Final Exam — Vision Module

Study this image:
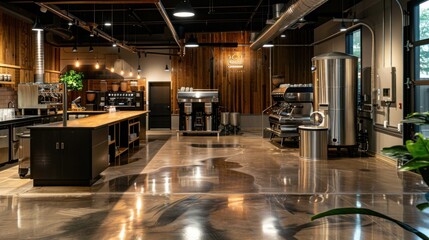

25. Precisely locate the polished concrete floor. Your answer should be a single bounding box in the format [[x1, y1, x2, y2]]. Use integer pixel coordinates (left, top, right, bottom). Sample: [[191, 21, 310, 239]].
[[0, 130, 428, 239]]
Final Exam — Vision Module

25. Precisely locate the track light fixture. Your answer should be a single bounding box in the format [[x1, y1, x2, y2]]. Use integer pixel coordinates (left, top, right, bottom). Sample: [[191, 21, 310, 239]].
[[173, 0, 195, 17]]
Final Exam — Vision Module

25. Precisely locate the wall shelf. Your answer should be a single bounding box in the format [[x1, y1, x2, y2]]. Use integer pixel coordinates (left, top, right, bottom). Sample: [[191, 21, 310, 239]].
[[0, 81, 15, 85]]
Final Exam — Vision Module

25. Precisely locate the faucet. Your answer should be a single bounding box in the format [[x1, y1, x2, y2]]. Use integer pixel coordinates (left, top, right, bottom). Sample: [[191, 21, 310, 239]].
[[8, 101, 15, 108]]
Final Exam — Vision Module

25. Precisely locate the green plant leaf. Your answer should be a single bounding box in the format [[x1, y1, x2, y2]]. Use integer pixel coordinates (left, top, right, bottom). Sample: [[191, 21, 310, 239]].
[[404, 112, 429, 125], [60, 70, 84, 91], [399, 157, 429, 171], [406, 133, 429, 158], [311, 207, 429, 240], [416, 202, 429, 211], [382, 145, 409, 156]]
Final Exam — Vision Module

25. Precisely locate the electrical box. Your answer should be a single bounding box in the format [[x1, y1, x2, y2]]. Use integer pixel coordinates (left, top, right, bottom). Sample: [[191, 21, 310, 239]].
[[377, 67, 396, 106]]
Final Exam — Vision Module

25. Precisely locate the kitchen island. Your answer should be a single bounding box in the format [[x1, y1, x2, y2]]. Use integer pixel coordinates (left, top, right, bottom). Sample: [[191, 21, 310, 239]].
[[29, 111, 148, 186]]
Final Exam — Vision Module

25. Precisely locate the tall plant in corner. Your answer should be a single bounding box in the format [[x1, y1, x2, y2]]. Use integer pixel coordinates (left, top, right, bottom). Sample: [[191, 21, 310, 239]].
[[60, 70, 84, 91], [311, 112, 429, 240]]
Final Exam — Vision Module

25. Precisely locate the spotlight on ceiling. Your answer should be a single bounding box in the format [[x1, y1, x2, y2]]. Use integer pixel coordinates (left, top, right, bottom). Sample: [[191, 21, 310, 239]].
[[173, 0, 195, 17]]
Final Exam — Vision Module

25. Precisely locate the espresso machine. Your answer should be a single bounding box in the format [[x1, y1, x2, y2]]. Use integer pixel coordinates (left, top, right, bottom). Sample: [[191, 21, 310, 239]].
[[105, 91, 144, 110], [266, 84, 313, 145], [178, 89, 219, 132]]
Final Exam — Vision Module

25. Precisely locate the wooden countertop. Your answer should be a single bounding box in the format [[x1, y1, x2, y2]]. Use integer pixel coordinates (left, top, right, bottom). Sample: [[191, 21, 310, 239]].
[[29, 111, 149, 129]]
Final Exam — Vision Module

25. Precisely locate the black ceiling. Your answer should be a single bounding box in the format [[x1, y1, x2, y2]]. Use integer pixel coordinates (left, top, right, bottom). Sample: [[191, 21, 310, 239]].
[[3, 0, 361, 50]]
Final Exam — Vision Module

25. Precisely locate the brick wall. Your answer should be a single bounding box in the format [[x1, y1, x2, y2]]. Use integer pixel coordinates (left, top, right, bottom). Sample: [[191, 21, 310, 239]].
[[0, 87, 17, 108]]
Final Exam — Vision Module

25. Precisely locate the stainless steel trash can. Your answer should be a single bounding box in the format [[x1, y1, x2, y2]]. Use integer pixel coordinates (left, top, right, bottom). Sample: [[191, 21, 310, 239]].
[[299, 125, 328, 160]]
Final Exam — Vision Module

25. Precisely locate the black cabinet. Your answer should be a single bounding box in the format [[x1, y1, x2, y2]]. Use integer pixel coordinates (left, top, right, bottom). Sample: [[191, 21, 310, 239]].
[[31, 126, 108, 186]]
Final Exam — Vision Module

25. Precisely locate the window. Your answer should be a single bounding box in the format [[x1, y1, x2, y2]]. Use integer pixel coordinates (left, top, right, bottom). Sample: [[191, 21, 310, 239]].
[[346, 29, 362, 106], [411, 0, 429, 136]]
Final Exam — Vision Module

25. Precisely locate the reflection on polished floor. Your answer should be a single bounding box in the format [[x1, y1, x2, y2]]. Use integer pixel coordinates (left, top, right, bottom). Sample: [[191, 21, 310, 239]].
[[0, 130, 428, 239]]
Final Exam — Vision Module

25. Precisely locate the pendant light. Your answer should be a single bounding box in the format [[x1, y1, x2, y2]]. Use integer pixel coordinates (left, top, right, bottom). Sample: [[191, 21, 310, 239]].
[[185, 35, 199, 48], [173, 0, 195, 17], [165, 65, 170, 72]]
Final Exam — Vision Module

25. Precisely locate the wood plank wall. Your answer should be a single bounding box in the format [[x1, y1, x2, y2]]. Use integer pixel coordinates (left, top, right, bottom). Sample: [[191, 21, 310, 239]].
[[272, 29, 314, 85], [171, 32, 271, 114], [0, 9, 61, 86], [171, 30, 314, 114]]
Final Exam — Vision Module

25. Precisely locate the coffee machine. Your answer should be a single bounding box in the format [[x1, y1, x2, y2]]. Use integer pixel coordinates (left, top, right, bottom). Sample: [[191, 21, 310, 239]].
[[105, 91, 144, 110], [178, 89, 219, 131]]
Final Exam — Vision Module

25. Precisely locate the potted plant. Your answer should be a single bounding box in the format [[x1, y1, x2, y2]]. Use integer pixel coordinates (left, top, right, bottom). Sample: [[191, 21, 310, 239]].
[[311, 112, 429, 239], [60, 69, 84, 91], [60, 70, 84, 109]]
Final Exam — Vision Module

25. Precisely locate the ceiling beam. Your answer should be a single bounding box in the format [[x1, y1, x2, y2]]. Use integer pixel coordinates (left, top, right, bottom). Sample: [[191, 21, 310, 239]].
[[34, 0, 158, 4]]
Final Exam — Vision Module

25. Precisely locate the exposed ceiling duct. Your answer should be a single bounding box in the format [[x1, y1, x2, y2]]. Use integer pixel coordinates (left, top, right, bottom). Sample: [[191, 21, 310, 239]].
[[250, 0, 328, 50]]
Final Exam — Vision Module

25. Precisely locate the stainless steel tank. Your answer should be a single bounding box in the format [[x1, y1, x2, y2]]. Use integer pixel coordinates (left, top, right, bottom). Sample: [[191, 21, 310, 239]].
[[312, 52, 358, 146]]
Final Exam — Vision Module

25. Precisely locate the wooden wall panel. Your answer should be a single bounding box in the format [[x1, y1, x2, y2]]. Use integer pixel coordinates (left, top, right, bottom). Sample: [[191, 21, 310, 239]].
[[271, 29, 314, 85], [0, 9, 61, 86], [171, 31, 312, 114], [171, 32, 271, 114]]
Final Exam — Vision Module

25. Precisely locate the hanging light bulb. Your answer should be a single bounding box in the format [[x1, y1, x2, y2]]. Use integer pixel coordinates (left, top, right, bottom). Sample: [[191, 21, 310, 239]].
[[120, 69, 124, 75], [129, 70, 133, 77], [75, 57, 80, 67], [137, 72, 141, 79], [110, 66, 114, 72], [95, 60, 100, 69]]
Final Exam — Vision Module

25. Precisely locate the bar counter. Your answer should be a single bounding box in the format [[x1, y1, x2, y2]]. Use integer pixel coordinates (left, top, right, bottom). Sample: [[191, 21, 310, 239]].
[[29, 111, 149, 186]]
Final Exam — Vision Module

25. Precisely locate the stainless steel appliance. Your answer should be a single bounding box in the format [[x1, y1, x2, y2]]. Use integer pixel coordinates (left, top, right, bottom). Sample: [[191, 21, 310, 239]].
[[204, 103, 212, 131], [18, 83, 63, 115], [184, 103, 193, 131], [266, 84, 313, 145], [0, 128, 9, 165], [11, 125, 31, 161], [18, 133, 31, 178], [178, 89, 219, 132], [230, 112, 241, 134], [312, 52, 358, 147], [106, 91, 144, 110]]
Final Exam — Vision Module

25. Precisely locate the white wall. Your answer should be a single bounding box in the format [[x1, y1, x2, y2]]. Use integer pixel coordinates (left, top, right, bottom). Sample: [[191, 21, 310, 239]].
[[60, 47, 171, 82], [313, 0, 406, 153]]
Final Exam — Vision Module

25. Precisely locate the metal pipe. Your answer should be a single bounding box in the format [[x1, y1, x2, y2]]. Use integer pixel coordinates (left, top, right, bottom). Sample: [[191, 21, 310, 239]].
[[250, 0, 328, 50], [36, 2, 136, 53], [33, 30, 44, 83], [154, 1, 184, 55], [34, 0, 158, 4]]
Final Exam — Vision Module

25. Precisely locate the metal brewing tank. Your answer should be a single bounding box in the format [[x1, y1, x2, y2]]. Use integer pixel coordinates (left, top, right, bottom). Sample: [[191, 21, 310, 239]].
[[311, 52, 358, 146]]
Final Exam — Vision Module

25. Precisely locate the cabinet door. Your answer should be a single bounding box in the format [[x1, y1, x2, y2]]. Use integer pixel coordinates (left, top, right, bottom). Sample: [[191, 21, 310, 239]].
[[61, 129, 91, 179], [31, 129, 62, 179]]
